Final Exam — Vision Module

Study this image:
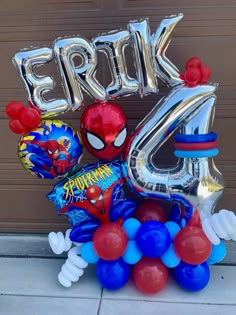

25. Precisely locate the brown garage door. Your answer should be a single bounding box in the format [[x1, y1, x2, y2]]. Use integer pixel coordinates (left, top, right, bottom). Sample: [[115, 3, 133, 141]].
[[0, 0, 235, 232]]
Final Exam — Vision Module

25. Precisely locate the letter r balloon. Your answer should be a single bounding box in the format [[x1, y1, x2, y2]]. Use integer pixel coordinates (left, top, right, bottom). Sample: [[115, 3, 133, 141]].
[[54, 37, 107, 110]]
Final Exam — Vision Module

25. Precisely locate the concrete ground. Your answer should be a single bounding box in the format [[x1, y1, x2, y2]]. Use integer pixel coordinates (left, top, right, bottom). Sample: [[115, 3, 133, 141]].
[[0, 257, 235, 315]]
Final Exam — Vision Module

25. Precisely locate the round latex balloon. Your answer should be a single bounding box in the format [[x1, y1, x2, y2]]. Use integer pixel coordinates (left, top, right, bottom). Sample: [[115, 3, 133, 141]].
[[80, 102, 128, 160], [96, 258, 130, 290], [174, 262, 210, 292], [160, 243, 180, 268], [18, 119, 83, 179], [93, 223, 128, 260], [122, 240, 142, 265], [133, 257, 168, 294], [6, 101, 41, 135], [135, 201, 168, 223], [207, 242, 227, 265], [174, 226, 211, 265], [122, 218, 141, 240], [165, 221, 181, 241], [136, 221, 171, 258], [80, 242, 99, 263], [6, 101, 25, 119]]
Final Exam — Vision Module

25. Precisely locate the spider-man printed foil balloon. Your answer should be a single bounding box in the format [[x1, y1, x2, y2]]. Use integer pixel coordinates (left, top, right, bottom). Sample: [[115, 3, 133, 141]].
[[18, 120, 83, 179], [80, 102, 128, 160], [47, 160, 137, 243]]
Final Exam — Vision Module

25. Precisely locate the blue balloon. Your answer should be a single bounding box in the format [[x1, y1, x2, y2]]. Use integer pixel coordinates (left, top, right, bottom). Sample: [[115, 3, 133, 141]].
[[70, 220, 100, 243], [169, 203, 192, 226], [164, 221, 181, 241], [80, 241, 99, 263], [161, 244, 180, 268], [122, 218, 141, 240], [174, 262, 210, 292], [175, 132, 218, 143], [181, 218, 186, 228], [136, 220, 171, 258], [122, 241, 142, 265], [169, 203, 182, 224], [207, 242, 227, 265], [96, 258, 130, 290]]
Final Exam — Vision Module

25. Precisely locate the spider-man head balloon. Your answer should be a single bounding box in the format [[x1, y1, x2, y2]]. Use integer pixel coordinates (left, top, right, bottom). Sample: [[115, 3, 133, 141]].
[[80, 102, 128, 160]]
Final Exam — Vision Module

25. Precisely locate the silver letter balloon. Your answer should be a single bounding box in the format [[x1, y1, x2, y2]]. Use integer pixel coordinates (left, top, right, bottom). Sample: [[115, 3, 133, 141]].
[[13, 14, 184, 117]]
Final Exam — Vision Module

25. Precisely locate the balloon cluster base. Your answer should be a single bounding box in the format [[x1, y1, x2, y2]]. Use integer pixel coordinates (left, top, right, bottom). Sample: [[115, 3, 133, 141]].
[[77, 207, 226, 294]]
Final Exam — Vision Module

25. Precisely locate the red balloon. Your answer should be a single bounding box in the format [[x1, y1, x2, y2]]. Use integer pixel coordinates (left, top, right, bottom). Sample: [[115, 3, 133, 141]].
[[184, 67, 201, 86], [20, 108, 41, 129], [93, 223, 128, 260], [9, 119, 27, 135], [28, 100, 41, 115], [174, 226, 211, 265], [187, 209, 202, 228], [135, 200, 167, 223], [133, 257, 168, 294], [80, 102, 128, 160], [6, 101, 24, 119], [200, 65, 211, 83], [185, 57, 202, 69]]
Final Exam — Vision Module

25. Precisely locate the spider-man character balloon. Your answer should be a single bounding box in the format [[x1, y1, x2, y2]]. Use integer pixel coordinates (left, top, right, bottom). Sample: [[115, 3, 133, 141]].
[[80, 102, 128, 160], [47, 160, 137, 242], [18, 120, 83, 179]]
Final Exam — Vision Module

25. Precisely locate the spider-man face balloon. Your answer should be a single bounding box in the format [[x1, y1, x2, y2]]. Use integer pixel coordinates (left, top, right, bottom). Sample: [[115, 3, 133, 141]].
[[80, 102, 128, 160]]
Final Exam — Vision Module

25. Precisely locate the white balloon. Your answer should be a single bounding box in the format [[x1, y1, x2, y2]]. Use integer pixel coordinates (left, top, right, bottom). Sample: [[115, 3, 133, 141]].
[[202, 209, 236, 244], [58, 246, 88, 288], [48, 229, 72, 255]]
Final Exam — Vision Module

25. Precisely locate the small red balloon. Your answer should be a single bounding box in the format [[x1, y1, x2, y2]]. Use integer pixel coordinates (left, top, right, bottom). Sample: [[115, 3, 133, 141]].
[[184, 67, 201, 86], [186, 57, 202, 69], [9, 119, 27, 134], [200, 65, 211, 83], [187, 209, 202, 228], [6, 101, 24, 119], [133, 257, 168, 294], [20, 108, 41, 129], [93, 223, 128, 260], [28, 100, 41, 115], [135, 200, 167, 223], [174, 226, 211, 265]]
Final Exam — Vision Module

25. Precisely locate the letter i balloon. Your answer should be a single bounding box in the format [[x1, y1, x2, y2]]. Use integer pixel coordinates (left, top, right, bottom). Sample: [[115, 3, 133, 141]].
[[6, 13, 236, 294]]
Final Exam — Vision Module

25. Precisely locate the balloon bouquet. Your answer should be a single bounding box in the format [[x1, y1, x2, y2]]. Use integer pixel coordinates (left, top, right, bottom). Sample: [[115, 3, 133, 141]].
[[6, 14, 236, 294]]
